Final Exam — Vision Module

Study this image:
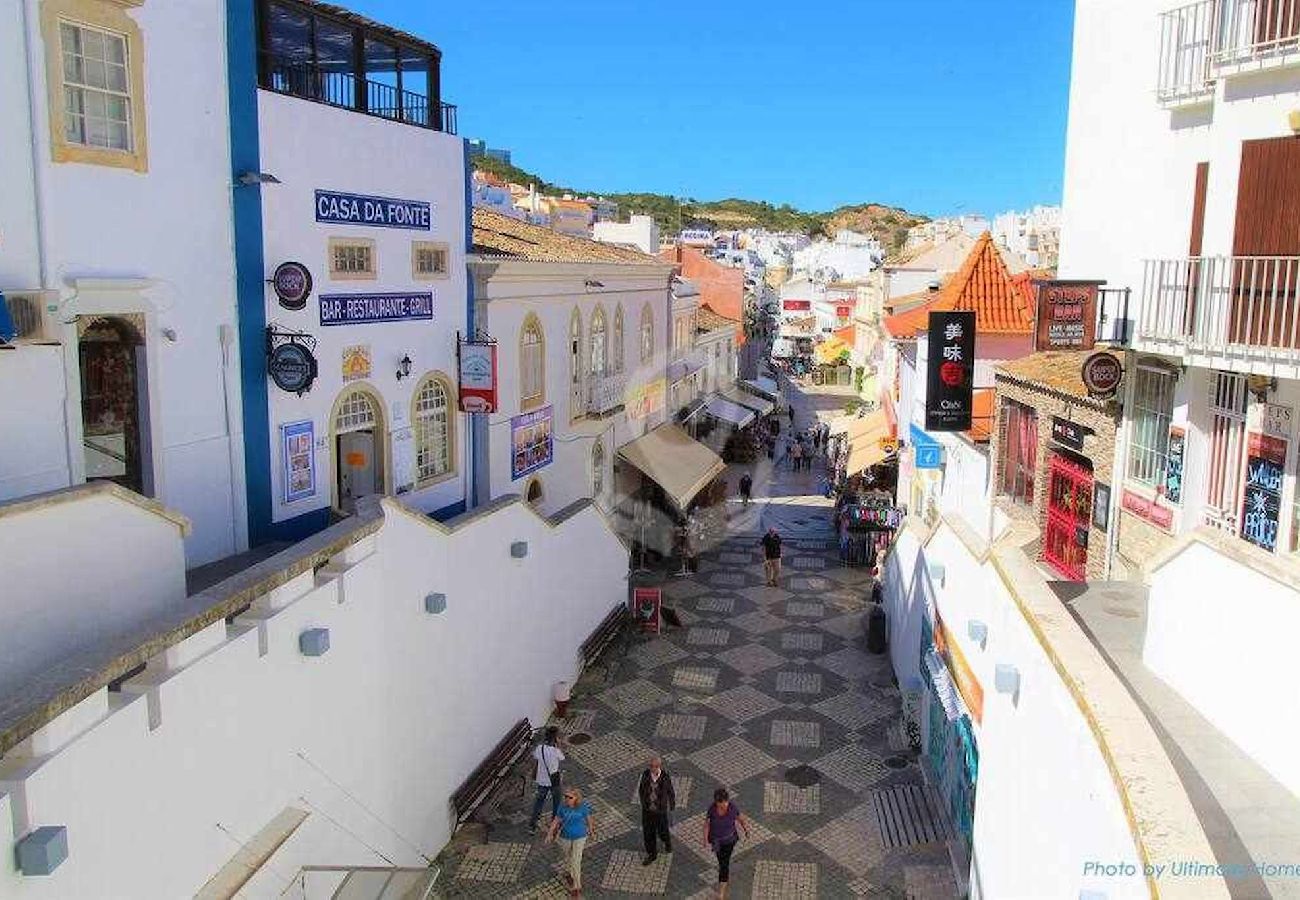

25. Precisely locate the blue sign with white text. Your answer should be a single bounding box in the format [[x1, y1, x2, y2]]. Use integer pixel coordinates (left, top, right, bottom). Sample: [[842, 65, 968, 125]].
[[315, 190, 431, 230], [319, 292, 433, 326]]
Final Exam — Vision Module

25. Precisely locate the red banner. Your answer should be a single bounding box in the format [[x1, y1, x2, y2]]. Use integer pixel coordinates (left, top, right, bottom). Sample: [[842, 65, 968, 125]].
[[782, 300, 811, 311]]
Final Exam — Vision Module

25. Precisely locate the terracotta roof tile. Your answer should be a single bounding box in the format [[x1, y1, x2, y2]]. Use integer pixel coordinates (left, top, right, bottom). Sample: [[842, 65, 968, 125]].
[[471, 208, 658, 265], [995, 348, 1113, 404], [696, 307, 739, 333]]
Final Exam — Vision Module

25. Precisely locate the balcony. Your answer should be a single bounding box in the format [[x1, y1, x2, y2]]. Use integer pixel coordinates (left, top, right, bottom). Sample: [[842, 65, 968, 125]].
[[261, 55, 457, 133], [1137, 256, 1300, 371], [1157, 0, 1300, 103], [586, 373, 628, 416]]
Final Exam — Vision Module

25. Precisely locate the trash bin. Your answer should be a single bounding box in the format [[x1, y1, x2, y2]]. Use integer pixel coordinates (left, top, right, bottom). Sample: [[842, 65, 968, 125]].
[[866, 605, 887, 654]]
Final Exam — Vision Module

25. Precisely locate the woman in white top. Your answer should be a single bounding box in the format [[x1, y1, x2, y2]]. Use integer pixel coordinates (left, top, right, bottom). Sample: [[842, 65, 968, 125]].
[[528, 726, 566, 834]]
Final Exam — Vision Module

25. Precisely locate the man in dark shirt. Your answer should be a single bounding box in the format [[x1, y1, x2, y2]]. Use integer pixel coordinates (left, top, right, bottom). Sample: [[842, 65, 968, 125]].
[[638, 756, 676, 865], [761, 527, 783, 586]]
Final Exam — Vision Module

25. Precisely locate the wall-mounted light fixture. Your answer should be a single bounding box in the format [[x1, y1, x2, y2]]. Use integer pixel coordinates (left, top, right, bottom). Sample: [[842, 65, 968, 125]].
[[1247, 374, 1276, 401], [584, 279, 604, 289], [1289, 109, 1300, 133], [15, 826, 68, 876], [395, 354, 413, 381], [927, 562, 946, 588], [995, 663, 1021, 700], [237, 171, 281, 187], [968, 620, 988, 649]]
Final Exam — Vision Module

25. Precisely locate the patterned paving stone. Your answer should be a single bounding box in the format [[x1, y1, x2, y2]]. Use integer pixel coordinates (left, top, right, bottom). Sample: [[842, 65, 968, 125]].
[[706, 684, 784, 723], [696, 595, 736, 613], [557, 709, 595, 738], [816, 612, 865, 640], [806, 803, 885, 877], [816, 647, 883, 681], [655, 713, 708, 740], [567, 730, 656, 778], [785, 601, 825, 619], [763, 781, 822, 814], [790, 556, 827, 570], [719, 551, 753, 564], [690, 735, 779, 785], [774, 671, 824, 695], [811, 690, 893, 729], [687, 626, 731, 647], [598, 678, 674, 718], [812, 744, 891, 791], [739, 585, 791, 605], [769, 719, 822, 748], [672, 666, 720, 691], [628, 640, 690, 670], [587, 801, 638, 846], [751, 860, 818, 898], [671, 810, 774, 864], [599, 848, 672, 893], [781, 632, 825, 652], [663, 580, 708, 600], [510, 878, 570, 899], [629, 773, 695, 809], [710, 571, 746, 587], [904, 863, 959, 898], [732, 610, 787, 635], [715, 642, 785, 675], [788, 576, 831, 592], [456, 842, 532, 882]]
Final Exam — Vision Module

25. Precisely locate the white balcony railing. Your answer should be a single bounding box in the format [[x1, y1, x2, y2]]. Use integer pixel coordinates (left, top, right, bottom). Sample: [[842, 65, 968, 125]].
[[1212, 0, 1300, 65], [1157, 0, 1218, 102], [586, 372, 627, 416], [1138, 256, 1300, 356]]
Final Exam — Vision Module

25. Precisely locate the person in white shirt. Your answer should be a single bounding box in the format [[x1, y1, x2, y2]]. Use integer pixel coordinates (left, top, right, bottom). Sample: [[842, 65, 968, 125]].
[[528, 726, 565, 834]]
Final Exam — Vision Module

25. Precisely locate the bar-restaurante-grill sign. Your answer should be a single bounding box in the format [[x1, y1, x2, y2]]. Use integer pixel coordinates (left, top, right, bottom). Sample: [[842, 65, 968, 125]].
[[925, 310, 975, 432]]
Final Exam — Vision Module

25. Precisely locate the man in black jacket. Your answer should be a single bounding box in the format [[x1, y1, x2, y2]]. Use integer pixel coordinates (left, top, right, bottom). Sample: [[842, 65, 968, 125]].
[[638, 756, 676, 865]]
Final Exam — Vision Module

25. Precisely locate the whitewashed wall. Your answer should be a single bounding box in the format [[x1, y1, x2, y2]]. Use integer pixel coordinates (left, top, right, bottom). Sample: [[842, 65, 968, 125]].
[[0, 496, 627, 899], [0, 347, 69, 498]]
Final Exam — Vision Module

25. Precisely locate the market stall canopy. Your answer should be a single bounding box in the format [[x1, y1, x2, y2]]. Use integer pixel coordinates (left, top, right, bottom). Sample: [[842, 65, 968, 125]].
[[743, 377, 779, 401], [843, 409, 894, 474], [667, 357, 707, 384], [721, 386, 774, 417], [704, 396, 755, 429], [617, 423, 725, 511]]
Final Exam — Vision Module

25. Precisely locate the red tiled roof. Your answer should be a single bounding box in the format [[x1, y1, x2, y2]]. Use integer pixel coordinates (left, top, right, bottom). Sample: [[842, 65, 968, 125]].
[[881, 233, 1034, 340]]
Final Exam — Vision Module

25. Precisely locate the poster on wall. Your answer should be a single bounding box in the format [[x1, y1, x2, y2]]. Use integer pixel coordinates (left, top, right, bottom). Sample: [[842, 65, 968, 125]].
[[925, 311, 975, 432], [1240, 431, 1286, 553], [391, 426, 415, 495], [1164, 427, 1185, 505], [1034, 280, 1100, 351], [281, 420, 316, 503], [458, 342, 498, 413], [626, 378, 666, 421], [511, 405, 554, 480], [342, 345, 372, 382]]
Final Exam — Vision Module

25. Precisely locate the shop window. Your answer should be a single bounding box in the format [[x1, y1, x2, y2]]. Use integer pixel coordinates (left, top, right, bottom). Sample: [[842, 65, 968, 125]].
[[412, 374, 453, 485], [1127, 365, 1177, 487], [519, 313, 545, 409], [42, 1, 148, 171], [412, 241, 449, 279], [1204, 371, 1248, 533], [997, 399, 1037, 506], [329, 238, 376, 280], [640, 304, 654, 364], [613, 305, 625, 374]]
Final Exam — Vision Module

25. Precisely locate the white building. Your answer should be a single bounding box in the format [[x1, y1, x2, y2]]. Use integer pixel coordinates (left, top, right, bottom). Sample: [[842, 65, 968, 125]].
[[472, 171, 522, 220], [0, 0, 247, 567], [791, 229, 883, 283], [991, 205, 1061, 269], [592, 214, 660, 255]]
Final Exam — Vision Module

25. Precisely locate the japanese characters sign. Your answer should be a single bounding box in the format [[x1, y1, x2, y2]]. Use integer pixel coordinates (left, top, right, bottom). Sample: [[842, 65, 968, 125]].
[[1034, 280, 1100, 351], [1241, 432, 1286, 553], [924, 310, 975, 432]]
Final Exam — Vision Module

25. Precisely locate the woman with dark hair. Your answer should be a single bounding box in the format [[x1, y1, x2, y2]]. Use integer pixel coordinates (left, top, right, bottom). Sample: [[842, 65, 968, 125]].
[[702, 787, 752, 898]]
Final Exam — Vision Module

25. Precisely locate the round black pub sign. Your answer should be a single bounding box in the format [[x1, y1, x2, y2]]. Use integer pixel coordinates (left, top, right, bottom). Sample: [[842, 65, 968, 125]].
[[268, 342, 318, 395], [272, 261, 313, 311]]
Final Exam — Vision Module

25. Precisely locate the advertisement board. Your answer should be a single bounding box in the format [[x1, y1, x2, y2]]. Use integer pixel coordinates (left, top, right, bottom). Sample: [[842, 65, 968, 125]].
[[924, 311, 975, 432], [511, 405, 553, 480], [1241, 431, 1286, 553], [281, 420, 316, 503], [458, 342, 498, 413], [1034, 280, 1100, 351]]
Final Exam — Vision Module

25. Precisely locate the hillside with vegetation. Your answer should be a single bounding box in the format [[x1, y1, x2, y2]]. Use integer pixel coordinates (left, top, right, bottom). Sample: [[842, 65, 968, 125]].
[[471, 153, 928, 255]]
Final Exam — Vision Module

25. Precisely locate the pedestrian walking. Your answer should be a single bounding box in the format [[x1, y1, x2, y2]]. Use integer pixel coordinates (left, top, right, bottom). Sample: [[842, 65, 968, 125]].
[[529, 727, 565, 833], [637, 756, 676, 865], [761, 527, 783, 586], [790, 441, 803, 472], [787, 405, 794, 424], [702, 788, 752, 899], [547, 787, 593, 897], [739, 473, 753, 506]]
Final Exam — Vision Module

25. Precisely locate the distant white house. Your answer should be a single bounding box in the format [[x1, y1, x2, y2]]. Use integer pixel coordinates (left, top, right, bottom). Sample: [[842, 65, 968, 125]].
[[593, 215, 660, 255]]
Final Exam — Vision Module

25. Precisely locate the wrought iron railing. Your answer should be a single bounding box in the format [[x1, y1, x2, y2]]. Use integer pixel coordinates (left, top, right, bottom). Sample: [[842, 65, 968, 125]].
[[259, 55, 458, 133], [586, 373, 628, 416], [1156, 0, 1217, 101], [1096, 287, 1132, 345], [1211, 0, 1300, 64], [1138, 256, 1300, 352]]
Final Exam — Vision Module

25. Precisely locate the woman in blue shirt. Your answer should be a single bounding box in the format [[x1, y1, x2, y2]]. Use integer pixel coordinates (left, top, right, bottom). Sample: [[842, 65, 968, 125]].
[[546, 787, 593, 897]]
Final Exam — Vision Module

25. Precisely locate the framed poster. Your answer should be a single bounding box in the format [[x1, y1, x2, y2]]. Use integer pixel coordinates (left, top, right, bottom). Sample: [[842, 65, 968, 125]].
[[391, 426, 415, 495], [1164, 427, 1185, 505], [281, 420, 316, 503], [1241, 432, 1286, 553], [511, 405, 554, 480], [924, 311, 975, 432]]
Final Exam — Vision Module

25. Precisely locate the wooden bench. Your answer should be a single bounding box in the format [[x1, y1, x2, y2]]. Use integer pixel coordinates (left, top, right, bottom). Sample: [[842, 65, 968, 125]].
[[450, 718, 533, 825], [579, 603, 629, 670]]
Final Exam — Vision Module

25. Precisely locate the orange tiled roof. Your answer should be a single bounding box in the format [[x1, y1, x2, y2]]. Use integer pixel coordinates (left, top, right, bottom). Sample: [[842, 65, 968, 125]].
[[881, 233, 1034, 340], [697, 306, 739, 333], [965, 388, 995, 443]]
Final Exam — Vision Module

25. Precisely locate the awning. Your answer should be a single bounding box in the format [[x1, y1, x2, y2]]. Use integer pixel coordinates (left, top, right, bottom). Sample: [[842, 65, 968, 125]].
[[704, 396, 755, 428], [742, 377, 779, 401], [844, 409, 894, 474], [617, 423, 725, 511], [677, 397, 708, 423], [815, 337, 850, 364], [720, 386, 774, 417], [667, 357, 706, 384]]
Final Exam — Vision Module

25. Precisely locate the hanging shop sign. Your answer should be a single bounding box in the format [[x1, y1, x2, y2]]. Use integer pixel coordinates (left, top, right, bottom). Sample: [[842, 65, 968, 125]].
[[314, 189, 431, 230], [924, 310, 975, 432], [782, 299, 811, 311], [319, 292, 433, 326], [934, 610, 984, 725], [1241, 431, 1286, 553], [1164, 427, 1186, 505], [836, 305, 852, 318], [1080, 351, 1123, 399], [265, 326, 318, 395], [1034, 280, 1101, 351], [910, 424, 944, 469], [1122, 489, 1173, 529], [458, 339, 499, 413], [1050, 417, 1092, 452], [511, 405, 553, 480], [280, 420, 316, 503], [341, 345, 372, 382], [272, 261, 313, 311]]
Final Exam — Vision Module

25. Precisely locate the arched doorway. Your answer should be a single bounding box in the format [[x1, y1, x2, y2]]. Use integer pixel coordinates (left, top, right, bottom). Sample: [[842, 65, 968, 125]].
[[331, 386, 386, 514], [77, 315, 148, 494], [526, 477, 544, 508]]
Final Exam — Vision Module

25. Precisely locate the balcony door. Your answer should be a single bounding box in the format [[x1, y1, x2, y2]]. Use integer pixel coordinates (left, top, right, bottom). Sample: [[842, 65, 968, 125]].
[[1230, 136, 1300, 347], [1255, 0, 1300, 48]]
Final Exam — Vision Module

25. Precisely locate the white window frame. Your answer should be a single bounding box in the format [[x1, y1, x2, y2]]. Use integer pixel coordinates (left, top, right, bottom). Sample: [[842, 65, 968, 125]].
[[60, 20, 132, 152], [1127, 364, 1177, 489], [613, 304, 625, 374], [412, 374, 454, 485], [520, 314, 545, 410]]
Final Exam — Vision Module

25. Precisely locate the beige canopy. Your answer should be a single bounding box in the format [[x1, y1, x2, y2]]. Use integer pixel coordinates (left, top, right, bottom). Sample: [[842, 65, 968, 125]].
[[617, 423, 726, 511]]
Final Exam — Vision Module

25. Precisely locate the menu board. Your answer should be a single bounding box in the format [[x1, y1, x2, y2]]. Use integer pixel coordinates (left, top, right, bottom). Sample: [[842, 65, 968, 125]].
[[1164, 427, 1185, 505], [1240, 432, 1286, 553]]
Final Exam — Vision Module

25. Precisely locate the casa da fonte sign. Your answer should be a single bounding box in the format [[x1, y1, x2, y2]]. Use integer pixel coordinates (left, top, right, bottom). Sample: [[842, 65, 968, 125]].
[[315, 189, 431, 231], [320, 292, 433, 326], [925, 310, 975, 432]]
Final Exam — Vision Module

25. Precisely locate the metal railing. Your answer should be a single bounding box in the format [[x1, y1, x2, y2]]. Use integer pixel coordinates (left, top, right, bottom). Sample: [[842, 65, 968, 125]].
[[259, 55, 457, 133], [1138, 256, 1300, 353], [587, 373, 628, 416], [1212, 0, 1300, 64], [1157, 0, 1217, 101], [1097, 287, 1132, 345]]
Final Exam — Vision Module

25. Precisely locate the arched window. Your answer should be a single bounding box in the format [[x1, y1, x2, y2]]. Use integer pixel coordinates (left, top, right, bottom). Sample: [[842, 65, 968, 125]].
[[590, 306, 607, 378], [569, 307, 584, 419], [613, 305, 625, 374], [412, 374, 454, 484], [520, 313, 545, 409], [640, 303, 654, 364], [592, 440, 605, 498]]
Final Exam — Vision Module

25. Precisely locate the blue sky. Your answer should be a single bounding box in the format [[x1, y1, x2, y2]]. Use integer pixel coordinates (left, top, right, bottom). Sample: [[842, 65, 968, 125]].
[[349, 1, 1075, 219]]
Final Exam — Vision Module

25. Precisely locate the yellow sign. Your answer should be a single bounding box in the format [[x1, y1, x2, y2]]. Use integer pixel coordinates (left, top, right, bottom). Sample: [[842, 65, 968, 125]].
[[878, 437, 899, 455], [341, 345, 372, 382], [626, 377, 666, 420]]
